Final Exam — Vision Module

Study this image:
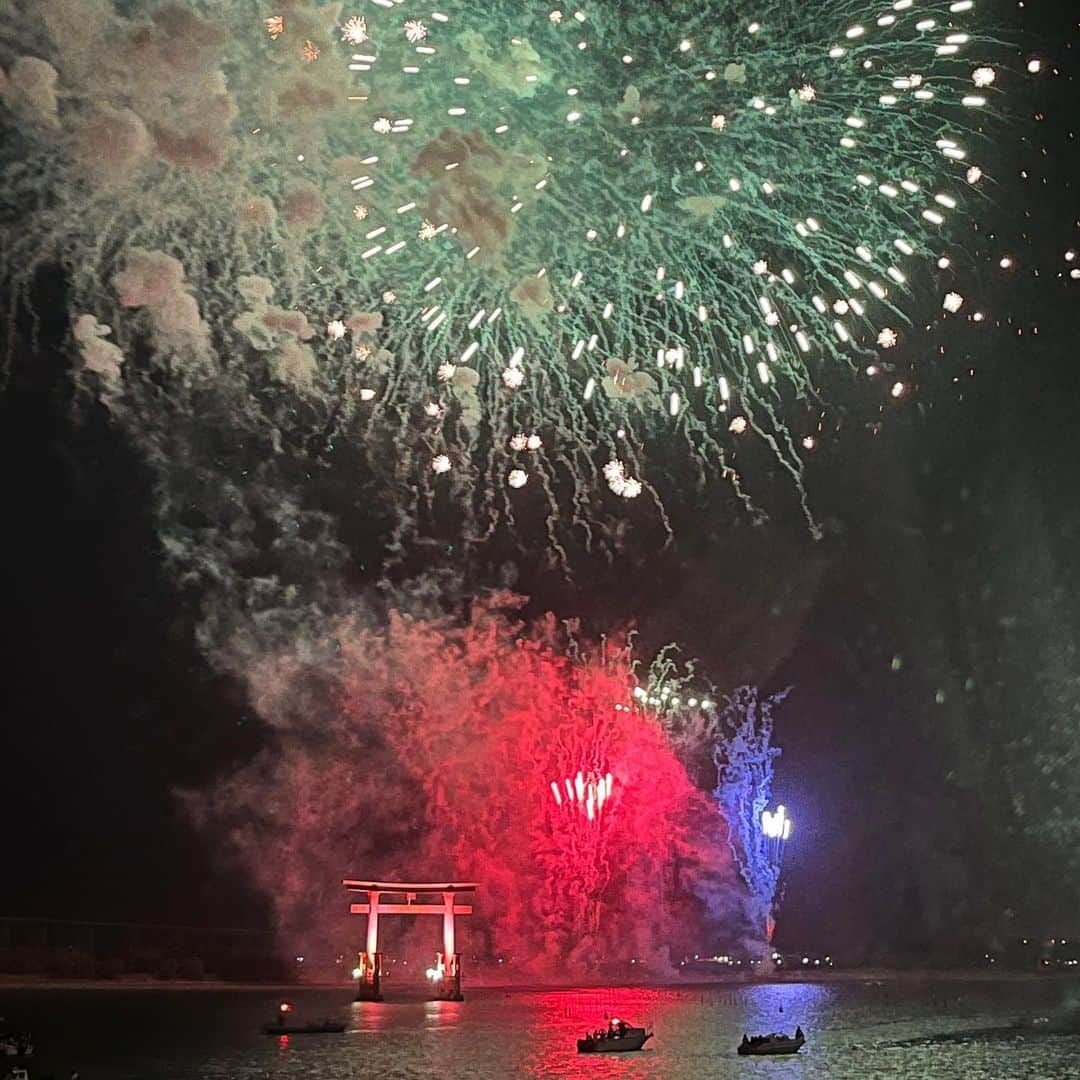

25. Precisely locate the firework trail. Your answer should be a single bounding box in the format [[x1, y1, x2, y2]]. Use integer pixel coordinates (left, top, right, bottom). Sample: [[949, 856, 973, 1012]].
[[0, 0, 1012, 558]]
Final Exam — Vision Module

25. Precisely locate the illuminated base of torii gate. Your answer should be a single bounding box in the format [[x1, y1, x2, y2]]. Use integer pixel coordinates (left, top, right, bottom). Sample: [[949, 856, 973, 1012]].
[[343, 880, 478, 1002]]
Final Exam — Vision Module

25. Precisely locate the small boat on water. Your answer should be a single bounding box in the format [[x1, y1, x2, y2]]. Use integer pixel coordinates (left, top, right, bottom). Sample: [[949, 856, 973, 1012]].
[[738, 1028, 806, 1056], [262, 1020, 347, 1035], [262, 1001, 346, 1036], [577, 1018, 653, 1053]]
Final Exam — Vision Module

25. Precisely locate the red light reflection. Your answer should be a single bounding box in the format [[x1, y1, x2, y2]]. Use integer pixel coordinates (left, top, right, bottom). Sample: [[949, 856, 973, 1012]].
[[523, 989, 660, 1078]]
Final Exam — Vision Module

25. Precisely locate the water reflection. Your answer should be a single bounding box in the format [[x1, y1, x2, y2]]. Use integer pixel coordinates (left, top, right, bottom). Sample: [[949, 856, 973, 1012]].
[[351, 1000, 391, 1032], [425, 999, 464, 1029], [509, 983, 840, 1078], [522, 988, 671, 1079], [741, 981, 834, 1034], [5, 981, 1076, 1078]]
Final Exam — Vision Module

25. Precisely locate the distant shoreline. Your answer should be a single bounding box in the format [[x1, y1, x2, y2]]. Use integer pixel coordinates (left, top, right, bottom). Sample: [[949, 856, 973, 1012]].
[[1, 969, 1076, 992]]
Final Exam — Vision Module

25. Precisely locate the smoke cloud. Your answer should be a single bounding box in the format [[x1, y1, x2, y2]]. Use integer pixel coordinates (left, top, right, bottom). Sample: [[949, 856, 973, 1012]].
[[184, 587, 751, 976], [0, 0, 784, 977]]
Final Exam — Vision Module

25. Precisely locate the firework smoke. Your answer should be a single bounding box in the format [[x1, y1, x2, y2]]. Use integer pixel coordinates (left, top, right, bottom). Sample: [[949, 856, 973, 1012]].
[[183, 590, 753, 974]]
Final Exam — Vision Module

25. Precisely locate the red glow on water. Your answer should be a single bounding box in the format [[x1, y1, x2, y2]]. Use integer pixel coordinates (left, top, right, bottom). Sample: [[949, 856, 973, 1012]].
[[521, 988, 669, 1077]]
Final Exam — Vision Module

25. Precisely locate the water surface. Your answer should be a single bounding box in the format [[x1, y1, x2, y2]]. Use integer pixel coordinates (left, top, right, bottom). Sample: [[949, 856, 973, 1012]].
[[2, 978, 1078, 1078]]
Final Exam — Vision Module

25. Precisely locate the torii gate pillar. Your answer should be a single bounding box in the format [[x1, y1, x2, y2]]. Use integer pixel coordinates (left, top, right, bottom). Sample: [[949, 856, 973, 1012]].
[[352, 888, 383, 1001], [343, 880, 477, 1002], [442, 891, 456, 966]]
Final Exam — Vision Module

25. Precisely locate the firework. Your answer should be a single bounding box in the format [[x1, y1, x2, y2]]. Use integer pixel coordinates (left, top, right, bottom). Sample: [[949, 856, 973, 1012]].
[[761, 803, 794, 867], [550, 770, 615, 821], [0, 0, 1011, 555]]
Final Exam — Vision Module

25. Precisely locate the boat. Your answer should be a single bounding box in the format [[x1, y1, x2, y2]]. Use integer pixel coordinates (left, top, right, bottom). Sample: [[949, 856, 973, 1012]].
[[262, 1002, 346, 1035], [737, 1029, 806, 1056], [577, 1019, 653, 1053], [262, 1020, 347, 1035]]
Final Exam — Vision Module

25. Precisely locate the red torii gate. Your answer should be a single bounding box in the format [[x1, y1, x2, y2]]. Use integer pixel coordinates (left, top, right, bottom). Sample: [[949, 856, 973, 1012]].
[[343, 879, 478, 1001]]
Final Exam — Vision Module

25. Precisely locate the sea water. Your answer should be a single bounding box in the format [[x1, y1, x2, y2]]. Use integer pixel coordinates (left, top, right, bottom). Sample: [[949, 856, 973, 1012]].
[[1, 978, 1078, 1079]]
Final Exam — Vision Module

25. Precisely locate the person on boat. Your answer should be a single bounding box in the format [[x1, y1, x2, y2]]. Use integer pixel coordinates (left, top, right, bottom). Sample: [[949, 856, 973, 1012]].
[[741, 1034, 749, 1047], [795, 1025, 804, 1040]]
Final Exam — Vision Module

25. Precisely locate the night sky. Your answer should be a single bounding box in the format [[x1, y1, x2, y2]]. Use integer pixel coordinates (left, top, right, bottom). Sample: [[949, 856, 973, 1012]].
[[1, 0, 1078, 962]]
